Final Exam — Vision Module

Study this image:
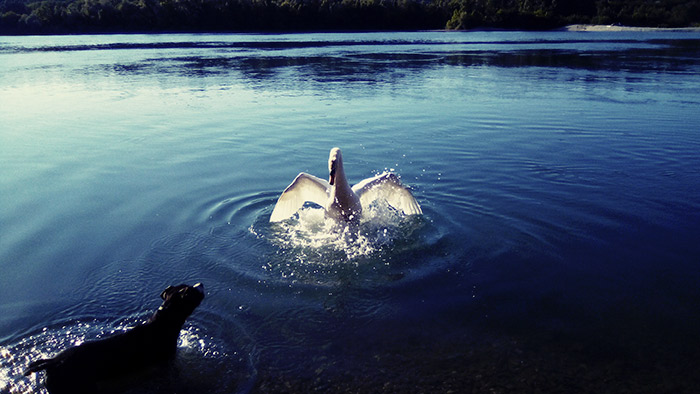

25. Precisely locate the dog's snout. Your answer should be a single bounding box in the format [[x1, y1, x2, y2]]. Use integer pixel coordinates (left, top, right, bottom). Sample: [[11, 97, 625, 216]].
[[193, 283, 204, 295]]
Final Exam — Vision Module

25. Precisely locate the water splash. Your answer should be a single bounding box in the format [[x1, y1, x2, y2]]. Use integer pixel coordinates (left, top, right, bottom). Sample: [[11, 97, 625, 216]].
[[0, 320, 240, 394], [253, 200, 425, 285], [0, 319, 126, 394]]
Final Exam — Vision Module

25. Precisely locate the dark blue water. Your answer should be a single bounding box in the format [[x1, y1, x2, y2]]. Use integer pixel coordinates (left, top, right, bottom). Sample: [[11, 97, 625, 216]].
[[1, 31, 700, 392]]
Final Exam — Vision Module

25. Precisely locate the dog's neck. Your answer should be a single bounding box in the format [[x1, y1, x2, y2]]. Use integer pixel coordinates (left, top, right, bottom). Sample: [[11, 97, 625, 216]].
[[149, 305, 188, 328]]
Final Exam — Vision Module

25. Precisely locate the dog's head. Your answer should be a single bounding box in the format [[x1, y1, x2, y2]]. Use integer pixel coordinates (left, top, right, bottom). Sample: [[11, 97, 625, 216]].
[[152, 283, 205, 325]]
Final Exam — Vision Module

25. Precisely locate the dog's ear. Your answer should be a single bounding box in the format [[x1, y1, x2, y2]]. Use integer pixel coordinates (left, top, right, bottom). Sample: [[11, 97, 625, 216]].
[[161, 286, 174, 300]]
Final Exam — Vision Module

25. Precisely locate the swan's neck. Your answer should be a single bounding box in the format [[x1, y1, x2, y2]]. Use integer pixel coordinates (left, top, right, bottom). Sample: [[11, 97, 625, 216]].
[[328, 168, 361, 221], [332, 168, 353, 194], [326, 148, 361, 221]]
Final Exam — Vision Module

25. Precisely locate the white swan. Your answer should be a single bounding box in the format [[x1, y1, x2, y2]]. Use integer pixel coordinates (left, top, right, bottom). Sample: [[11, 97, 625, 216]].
[[270, 147, 422, 223]]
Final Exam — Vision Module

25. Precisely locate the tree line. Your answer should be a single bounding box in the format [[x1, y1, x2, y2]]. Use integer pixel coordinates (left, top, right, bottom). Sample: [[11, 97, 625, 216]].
[[1, 0, 699, 34]]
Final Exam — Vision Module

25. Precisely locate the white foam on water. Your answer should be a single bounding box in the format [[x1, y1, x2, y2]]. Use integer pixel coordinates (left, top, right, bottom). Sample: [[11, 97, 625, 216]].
[[259, 199, 422, 270]]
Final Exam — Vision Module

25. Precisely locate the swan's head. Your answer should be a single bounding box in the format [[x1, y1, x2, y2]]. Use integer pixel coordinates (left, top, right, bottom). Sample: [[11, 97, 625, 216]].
[[328, 147, 343, 186]]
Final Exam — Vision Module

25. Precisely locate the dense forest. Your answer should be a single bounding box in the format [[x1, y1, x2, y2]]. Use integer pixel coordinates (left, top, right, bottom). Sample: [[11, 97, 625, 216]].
[[1, 0, 699, 34]]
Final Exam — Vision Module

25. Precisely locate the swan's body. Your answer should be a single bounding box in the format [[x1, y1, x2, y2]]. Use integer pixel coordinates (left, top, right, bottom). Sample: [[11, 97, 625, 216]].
[[270, 148, 422, 223]]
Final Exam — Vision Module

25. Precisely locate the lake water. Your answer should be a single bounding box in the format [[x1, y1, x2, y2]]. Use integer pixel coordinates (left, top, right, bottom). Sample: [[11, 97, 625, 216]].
[[1, 31, 700, 393]]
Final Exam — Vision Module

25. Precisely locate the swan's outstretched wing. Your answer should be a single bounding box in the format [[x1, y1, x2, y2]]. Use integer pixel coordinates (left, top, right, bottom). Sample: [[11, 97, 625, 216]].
[[270, 173, 330, 222], [353, 172, 422, 216]]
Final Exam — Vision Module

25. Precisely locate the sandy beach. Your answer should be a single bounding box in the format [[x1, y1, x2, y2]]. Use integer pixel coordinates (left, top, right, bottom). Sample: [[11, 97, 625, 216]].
[[565, 24, 700, 32]]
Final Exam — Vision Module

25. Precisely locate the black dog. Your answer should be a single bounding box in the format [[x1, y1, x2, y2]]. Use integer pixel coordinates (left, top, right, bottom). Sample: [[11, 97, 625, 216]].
[[24, 283, 205, 394]]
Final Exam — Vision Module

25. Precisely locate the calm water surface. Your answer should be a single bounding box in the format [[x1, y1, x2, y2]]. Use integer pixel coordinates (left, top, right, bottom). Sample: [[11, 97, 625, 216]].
[[1, 31, 700, 392]]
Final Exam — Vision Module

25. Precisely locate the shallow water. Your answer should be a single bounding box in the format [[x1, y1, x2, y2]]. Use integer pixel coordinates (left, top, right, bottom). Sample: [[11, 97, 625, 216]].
[[1, 31, 700, 392]]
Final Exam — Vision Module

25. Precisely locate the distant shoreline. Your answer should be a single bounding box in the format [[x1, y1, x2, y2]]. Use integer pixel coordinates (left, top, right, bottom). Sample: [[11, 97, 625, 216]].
[[563, 24, 700, 32], [3, 0, 700, 36]]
